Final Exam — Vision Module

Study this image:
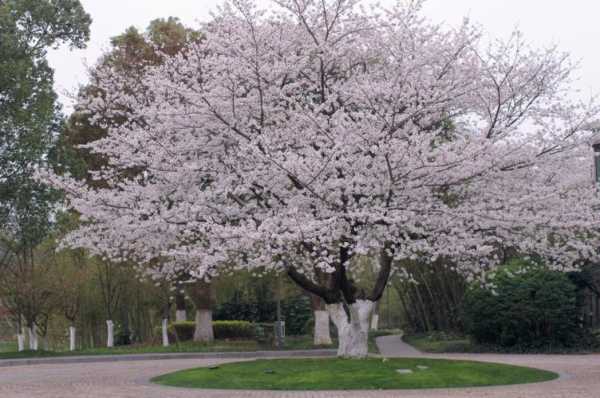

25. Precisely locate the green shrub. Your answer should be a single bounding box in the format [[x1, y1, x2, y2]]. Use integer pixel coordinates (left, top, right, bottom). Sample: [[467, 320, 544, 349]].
[[214, 295, 312, 335], [167, 320, 256, 342], [168, 322, 195, 342], [464, 262, 580, 349], [214, 321, 255, 339]]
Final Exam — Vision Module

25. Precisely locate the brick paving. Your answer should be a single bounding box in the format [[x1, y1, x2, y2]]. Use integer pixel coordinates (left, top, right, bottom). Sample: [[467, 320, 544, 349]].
[[0, 337, 598, 397]]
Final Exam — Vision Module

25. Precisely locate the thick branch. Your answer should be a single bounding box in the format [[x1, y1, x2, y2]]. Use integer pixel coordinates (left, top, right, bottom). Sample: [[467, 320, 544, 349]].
[[286, 266, 340, 304], [368, 243, 393, 302]]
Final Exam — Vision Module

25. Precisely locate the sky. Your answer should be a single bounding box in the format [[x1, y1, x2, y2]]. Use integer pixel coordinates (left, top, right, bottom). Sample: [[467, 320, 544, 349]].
[[48, 0, 600, 111]]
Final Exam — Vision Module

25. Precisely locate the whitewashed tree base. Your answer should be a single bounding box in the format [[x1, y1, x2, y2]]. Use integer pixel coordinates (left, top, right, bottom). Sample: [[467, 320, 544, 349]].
[[313, 310, 333, 345], [175, 310, 187, 322], [106, 320, 114, 348], [193, 310, 214, 342], [328, 300, 374, 358], [69, 326, 77, 351], [162, 318, 170, 347], [17, 333, 25, 352], [370, 314, 379, 331], [27, 326, 38, 351]]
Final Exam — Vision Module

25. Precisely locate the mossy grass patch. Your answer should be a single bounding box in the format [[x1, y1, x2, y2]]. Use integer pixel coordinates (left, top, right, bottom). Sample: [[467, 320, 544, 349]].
[[152, 357, 558, 390]]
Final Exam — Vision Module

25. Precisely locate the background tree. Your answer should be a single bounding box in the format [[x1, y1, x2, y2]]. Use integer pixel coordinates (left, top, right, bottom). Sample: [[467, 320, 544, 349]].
[[0, 0, 90, 350]]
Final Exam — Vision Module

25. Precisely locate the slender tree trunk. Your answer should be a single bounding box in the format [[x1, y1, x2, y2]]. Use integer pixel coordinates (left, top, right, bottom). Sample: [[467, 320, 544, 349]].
[[27, 325, 38, 351], [161, 318, 170, 347], [328, 300, 374, 358], [187, 281, 214, 343], [106, 320, 114, 348], [370, 301, 380, 331], [310, 295, 332, 345], [17, 333, 25, 352], [69, 326, 77, 351], [16, 317, 25, 352]]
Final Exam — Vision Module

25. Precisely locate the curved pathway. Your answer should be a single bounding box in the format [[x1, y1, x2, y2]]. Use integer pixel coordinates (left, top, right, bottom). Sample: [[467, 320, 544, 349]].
[[0, 337, 599, 397], [375, 334, 422, 357]]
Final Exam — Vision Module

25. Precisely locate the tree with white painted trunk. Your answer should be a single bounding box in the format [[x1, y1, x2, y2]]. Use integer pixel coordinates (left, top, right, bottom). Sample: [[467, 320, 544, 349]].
[[310, 271, 333, 345], [52, 250, 86, 351], [0, 244, 57, 353], [17, 332, 25, 352], [186, 281, 215, 343], [96, 260, 124, 348], [159, 287, 172, 347], [43, 0, 600, 358], [27, 323, 38, 351], [311, 295, 333, 346], [370, 301, 380, 331]]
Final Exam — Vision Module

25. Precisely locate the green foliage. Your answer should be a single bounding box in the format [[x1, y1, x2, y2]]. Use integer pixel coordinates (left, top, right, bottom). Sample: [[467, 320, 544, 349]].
[[0, 0, 90, 53], [55, 17, 201, 186], [392, 258, 467, 334], [168, 320, 256, 341], [0, 0, 90, 259], [168, 322, 193, 341], [152, 358, 558, 390], [464, 262, 581, 349], [213, 320, 256, 339], [214, 295, 312, 336]]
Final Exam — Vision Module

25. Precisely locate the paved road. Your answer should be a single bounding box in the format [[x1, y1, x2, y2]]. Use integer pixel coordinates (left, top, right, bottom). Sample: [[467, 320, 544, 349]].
[[0, 337, 599, 397], [375, 334, 422, 357]]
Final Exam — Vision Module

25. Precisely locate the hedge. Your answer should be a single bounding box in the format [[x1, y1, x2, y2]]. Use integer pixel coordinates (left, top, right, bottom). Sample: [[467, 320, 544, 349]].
[[167, 320, 256, 341], [213, 295, 312, 335]]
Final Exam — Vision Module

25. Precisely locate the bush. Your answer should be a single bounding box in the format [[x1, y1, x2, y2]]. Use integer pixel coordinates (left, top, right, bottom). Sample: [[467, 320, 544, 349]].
[[214, 295, 312, 335], [168, 321, 195, 342], [214, 321, 255, 339], [464, 262, 581, 350], [168, 320, 256, 342]]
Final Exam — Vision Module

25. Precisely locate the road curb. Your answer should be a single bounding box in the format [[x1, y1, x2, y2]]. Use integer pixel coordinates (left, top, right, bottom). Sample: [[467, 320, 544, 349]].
[[0, 349, 336, 368]]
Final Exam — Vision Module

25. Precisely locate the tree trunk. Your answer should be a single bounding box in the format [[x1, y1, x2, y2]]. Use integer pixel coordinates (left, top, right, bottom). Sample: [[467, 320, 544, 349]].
[[27, 325, 38, 351], [314, 310, 333, 345], [175, 289, 187, 322], [187, 280, 215, 343], [17, 333, 25, 352], [106, 320, 114, 348], [161, 318, 170, 347], [311, 295, 332, 345], [193, 309, 214, 342], [328, 300, 374, 358], [370, 301, 380, 331], [175, 310, 187, 322], [285, 243, 392, 359], [370, 314, 379, 331], [69, 326, 77, 351]]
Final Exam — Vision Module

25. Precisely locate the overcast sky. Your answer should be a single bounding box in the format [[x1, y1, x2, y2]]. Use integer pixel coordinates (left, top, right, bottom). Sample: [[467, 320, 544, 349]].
[[47, 0, 600, 111]]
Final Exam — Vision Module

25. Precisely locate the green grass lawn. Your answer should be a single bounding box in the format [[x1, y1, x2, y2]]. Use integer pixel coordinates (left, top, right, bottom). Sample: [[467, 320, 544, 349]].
[[0, 341, 17, 353], [151, 357, 558, 390], [0, 330, 395, 360], [0, 335, 336, 360]]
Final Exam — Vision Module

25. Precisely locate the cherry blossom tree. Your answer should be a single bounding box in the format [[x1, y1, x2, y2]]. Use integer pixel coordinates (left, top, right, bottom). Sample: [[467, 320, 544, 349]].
[[44, 0, 600, 358]]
